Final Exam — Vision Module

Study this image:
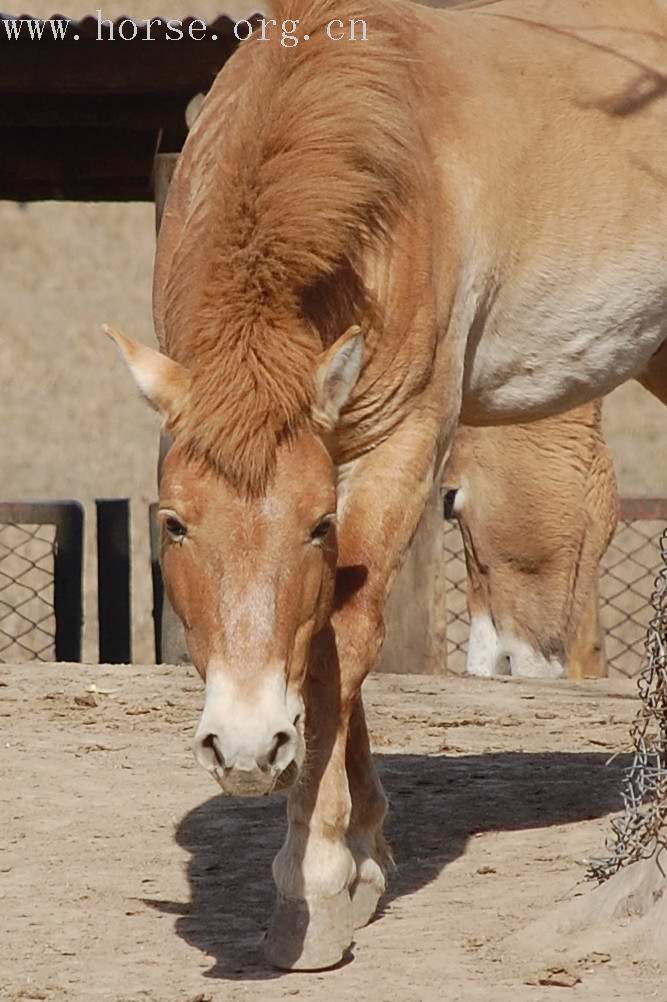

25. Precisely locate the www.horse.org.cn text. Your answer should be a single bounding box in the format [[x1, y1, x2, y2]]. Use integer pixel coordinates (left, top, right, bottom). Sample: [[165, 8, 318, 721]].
[[1, 14, 369, 47]]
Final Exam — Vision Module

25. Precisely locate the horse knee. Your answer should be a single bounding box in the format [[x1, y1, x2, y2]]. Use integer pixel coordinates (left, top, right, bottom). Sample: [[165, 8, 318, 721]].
[[339, 605, 385, 697]]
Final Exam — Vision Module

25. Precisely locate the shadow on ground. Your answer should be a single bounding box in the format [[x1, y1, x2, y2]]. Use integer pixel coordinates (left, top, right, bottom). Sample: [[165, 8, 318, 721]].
[[144, 749, 628, 981]]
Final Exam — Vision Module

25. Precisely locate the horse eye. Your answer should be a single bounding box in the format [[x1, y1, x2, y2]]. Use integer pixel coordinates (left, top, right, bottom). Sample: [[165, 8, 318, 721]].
[[310, 518, 333, 543], [164, 515, 187, 540]]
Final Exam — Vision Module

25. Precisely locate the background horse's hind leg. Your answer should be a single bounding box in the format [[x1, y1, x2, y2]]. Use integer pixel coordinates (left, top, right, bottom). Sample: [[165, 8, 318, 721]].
[[636, 339, 667, 405]]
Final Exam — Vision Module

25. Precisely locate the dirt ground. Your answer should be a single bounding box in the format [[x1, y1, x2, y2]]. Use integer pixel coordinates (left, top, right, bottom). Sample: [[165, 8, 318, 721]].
[[2, 664, 660, 1002]]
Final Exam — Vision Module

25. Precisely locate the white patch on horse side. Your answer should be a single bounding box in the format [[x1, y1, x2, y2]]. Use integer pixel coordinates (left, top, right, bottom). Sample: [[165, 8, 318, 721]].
[[463, 259, 667, 421]]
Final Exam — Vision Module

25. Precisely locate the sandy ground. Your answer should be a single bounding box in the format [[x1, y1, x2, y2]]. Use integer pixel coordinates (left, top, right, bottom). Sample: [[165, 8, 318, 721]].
[[1, 663, 659, 1002]]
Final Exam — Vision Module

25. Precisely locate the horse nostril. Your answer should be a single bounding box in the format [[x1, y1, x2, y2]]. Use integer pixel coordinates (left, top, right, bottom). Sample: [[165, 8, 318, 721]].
[[268, 730, 292, 767], [202, 733, 224, 769]]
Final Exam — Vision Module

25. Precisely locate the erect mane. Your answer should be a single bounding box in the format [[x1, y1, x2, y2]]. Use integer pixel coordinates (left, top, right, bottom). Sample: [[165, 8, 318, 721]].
[[167, 0, 423, 494]]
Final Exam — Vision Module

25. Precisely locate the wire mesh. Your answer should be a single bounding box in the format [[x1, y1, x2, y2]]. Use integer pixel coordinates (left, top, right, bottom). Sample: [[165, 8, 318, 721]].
[[443, 522, 470, 675], [599, 519, 665, 679], [588, 526, 667, 881], [443, 515, 665, 679], [0, 523, 57, 663]]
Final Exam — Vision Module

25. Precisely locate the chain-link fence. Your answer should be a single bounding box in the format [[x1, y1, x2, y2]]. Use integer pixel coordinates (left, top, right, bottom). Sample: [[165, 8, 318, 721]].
[[444, 500, 667, 678], [599, 500, 667, 679], [588, 525, 667, 881], [0, 503, 83, 664], [0, 523, 57, 662], [443, 521, 470, 675]]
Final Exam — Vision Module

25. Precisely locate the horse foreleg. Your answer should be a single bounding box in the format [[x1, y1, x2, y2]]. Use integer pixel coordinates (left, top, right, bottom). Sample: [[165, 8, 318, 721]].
[[346, 695, 391, 929], [265, 411, 450, 970], [267, 650, 359, 971], [266, 604, 389, 970]]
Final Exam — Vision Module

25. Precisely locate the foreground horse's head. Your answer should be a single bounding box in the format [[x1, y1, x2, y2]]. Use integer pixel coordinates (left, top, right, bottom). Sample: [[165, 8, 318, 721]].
[[105, 325, 363, 796]]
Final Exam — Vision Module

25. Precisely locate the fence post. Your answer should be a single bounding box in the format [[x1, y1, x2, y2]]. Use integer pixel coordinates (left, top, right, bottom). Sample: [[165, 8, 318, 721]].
[[154, 152, 179, 233], [148, 503, 162, 663], [52, 502, 84, 663], [96, 498, 131, 664], [149, 502, 190, 665], [154, 152, 191, 665], [376, 487, 448, 675]]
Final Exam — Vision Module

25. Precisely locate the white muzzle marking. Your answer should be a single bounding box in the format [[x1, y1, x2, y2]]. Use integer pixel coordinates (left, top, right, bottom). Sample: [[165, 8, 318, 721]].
[[193, 669, 305, 796]]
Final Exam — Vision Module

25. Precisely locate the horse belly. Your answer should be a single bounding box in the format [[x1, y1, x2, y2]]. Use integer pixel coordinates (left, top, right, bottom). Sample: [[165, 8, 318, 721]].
[[460, 262, 667, 424]]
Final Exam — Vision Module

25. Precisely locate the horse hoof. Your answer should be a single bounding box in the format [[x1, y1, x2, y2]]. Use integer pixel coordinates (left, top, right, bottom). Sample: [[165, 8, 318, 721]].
[[350, 859, 385, 929], [264, 890, 353, 971]]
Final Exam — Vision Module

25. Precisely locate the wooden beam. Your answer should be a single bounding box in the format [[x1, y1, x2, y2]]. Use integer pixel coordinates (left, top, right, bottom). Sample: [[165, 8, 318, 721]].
[[0, 28, 240, 200], [0, 38, 236, 95], [0, 128, 157, 179], [154, 153, 190, 665], [620, 498, 667, 521], [0, 178, 154, 201], [153, 152, 179, 231], [0, 93, 188, 130], [0, 127, 159, 201]]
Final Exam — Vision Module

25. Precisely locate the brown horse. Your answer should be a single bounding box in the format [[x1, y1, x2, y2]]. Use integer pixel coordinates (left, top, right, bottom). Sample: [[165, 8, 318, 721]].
[[105, 0, 667, 970]]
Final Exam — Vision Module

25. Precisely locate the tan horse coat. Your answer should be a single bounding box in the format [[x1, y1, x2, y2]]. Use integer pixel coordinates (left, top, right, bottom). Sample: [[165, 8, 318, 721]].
[[107, 0, 667, 971], [444, 402, 619, 679]]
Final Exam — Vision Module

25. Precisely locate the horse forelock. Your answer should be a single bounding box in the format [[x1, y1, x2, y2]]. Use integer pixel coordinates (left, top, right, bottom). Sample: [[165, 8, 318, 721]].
[[161, 0, 423, 495], [172, 312, 319, 496]]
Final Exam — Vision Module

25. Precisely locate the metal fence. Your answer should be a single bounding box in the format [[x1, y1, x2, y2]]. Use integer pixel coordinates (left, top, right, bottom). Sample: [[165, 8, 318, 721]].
[[443, 521, 470, 675], [0, 522, 56, 662], [443, 498, 667, 679], [0, 502, 83, 664], [599, 500, 667, 679], [0, 496, 664, 671], [588, 524, 667, 881]]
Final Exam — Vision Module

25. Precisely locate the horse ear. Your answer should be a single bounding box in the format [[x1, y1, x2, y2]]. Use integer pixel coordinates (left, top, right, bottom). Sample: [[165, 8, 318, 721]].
[[103, 325, 190, 420], [313, 326, 364, 431]]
